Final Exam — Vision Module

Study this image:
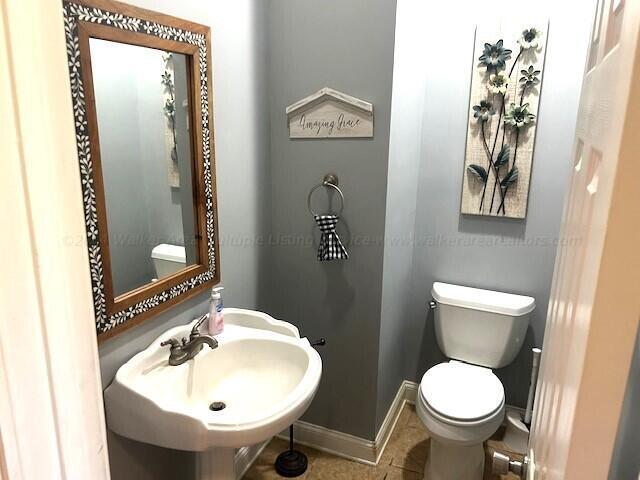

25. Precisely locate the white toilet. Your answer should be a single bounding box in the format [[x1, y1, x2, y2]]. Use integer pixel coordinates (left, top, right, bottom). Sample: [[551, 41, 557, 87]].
[[416, 282, 535, 480], [151, 243, 187, 280]]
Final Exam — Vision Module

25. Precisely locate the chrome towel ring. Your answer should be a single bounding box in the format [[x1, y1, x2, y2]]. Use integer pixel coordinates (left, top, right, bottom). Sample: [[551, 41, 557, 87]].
[[307, 173, 345, 216]]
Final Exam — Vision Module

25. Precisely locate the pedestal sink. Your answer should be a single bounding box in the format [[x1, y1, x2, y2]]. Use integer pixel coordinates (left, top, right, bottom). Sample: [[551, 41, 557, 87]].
[[104, 308, 322, 479]]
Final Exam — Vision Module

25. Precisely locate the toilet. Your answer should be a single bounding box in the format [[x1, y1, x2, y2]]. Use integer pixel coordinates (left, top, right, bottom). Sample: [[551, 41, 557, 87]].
[[151, 243, 187, 280], [416, 282, 535, 480]]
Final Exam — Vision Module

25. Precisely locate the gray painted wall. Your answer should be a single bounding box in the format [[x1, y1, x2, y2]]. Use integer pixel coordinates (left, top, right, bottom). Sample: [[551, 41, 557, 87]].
[[375, 0, 425, 431], [399, 0, 596, 408], [266, 0, 397, 440], [98, 1, 270, 478], [609, 326, 640, 480]]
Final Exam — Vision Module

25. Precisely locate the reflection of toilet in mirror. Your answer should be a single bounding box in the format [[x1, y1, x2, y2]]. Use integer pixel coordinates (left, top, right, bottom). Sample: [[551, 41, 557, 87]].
[[151, 244, 186, 281]]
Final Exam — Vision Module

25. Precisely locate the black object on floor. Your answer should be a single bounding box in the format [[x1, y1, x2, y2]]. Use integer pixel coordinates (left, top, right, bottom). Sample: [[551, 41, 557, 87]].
[[274, 425, 308, 477]]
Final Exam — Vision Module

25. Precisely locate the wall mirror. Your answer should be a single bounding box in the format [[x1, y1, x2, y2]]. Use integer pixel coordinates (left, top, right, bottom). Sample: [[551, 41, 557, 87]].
[[63, 0, 220, 340]]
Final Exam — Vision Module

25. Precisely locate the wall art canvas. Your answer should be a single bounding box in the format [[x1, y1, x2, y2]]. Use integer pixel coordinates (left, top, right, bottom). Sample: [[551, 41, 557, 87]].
[[461, 22, 548, 218]]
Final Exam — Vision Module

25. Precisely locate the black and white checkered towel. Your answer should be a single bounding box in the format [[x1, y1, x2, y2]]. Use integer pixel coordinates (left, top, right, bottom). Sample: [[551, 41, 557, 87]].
[[314, 214, 348, 261]]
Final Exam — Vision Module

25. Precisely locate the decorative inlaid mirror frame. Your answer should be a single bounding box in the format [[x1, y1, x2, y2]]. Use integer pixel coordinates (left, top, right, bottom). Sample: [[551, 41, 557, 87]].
[[62, 0, 220, 341]]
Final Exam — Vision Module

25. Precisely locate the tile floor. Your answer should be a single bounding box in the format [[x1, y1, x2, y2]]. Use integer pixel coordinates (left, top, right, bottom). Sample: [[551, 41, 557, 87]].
[[243, 403, 524, 480]]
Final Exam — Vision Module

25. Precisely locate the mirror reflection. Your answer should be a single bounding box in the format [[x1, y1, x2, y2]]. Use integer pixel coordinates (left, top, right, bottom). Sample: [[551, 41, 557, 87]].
[[90, 39, 198, 297]]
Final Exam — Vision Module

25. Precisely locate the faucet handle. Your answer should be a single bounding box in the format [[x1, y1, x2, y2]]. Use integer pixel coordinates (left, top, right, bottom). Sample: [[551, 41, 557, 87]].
[[160, 338, 180, 349], [190, 314, 209, 338]]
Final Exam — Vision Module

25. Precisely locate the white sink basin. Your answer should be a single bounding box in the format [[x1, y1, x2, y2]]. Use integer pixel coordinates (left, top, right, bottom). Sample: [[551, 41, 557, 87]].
[[104, 308, 322, 479]]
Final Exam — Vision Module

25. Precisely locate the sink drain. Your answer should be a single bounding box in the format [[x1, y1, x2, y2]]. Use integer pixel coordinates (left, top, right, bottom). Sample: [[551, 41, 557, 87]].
[[209, 401, 226, 412]]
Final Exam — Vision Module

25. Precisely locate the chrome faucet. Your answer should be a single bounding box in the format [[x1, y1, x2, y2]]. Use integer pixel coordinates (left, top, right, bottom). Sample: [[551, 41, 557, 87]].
[[160, 314, 218, 366]]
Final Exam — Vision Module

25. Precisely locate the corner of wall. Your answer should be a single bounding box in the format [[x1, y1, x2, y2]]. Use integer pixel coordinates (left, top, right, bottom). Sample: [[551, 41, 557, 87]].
[[375, 0, 427, 432]]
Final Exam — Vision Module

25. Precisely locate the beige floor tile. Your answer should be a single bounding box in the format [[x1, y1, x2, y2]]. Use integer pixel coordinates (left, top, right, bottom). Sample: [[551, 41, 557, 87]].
[[395, 403, 413, 429], [380, 404, 425, 465], [404, 404, 422, 430], [378, 419, 430, 475], [243, 411, 523, 480], [378, 420, 403, 467], [388, 427, 429, 473], [380, 465, 423, 480], [306, 451, 382, 480]]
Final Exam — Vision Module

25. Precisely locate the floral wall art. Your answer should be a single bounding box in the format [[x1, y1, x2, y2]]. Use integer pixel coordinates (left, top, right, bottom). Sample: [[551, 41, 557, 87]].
[[162, 51, 180, 188], [461, 23, 548, 219]]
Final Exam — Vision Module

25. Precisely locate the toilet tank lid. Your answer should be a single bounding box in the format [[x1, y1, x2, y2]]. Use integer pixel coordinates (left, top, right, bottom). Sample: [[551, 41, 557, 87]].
[[431, 282, 535, 316], [151, 244, 186, 263]]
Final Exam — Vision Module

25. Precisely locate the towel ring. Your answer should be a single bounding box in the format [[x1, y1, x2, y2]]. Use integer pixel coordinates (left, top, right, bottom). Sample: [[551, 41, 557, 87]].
[[307, 173, 345, 217]]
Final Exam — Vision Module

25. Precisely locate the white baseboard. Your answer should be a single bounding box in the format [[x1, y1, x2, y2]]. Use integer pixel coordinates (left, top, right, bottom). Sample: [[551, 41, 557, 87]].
[[234, 440, 269, 480], [281, 419, 377, 465], [275, 380, 420, 466], [402, 379, 419, 404]]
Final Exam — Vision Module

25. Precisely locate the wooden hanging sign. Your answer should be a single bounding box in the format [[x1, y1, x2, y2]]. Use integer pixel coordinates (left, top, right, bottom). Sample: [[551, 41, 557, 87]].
[[286, 87, 374, 138]]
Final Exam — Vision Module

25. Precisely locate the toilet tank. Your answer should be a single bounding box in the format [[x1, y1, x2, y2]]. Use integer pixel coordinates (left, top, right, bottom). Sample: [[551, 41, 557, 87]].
[[431, 282, 535, 369], [151, 244, 186, 279]]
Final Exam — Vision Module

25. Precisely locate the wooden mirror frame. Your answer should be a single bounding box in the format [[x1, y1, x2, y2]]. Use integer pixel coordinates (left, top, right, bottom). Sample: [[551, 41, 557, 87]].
[[62, 0, 220, 341]]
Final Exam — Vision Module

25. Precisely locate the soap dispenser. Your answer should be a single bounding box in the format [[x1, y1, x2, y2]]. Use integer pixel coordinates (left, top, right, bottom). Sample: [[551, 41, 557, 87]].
[[208, 286, 224, 335]]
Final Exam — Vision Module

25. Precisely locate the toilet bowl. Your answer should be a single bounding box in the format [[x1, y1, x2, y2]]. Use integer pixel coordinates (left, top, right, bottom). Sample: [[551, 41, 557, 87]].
[[417, 361, 505, 480], [416, 282, 535, 480]]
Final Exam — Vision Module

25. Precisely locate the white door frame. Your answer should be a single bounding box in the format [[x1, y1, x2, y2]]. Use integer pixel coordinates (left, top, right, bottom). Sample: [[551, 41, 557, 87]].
[[0, 0, 111, 478]]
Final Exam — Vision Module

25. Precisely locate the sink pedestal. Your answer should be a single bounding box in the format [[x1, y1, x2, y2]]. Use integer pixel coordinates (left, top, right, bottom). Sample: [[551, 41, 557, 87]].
[[196, 448, 235, 480]]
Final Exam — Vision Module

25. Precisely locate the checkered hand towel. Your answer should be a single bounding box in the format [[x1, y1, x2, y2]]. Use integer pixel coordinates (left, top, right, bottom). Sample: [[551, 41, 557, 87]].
[[314, 214, 348, 261]]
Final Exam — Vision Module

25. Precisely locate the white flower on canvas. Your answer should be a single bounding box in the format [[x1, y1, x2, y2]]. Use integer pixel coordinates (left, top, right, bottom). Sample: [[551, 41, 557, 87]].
[[487, 72, 509, 95], [518, 28, 542, 50]]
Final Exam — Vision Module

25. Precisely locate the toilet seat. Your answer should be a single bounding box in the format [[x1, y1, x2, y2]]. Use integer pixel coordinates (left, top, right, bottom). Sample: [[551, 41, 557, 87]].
[[419, 361, 504, 424]]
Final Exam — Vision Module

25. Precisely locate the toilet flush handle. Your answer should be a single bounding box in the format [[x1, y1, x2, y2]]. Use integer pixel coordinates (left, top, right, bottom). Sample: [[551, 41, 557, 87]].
[[428, 300, 437, 310]]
